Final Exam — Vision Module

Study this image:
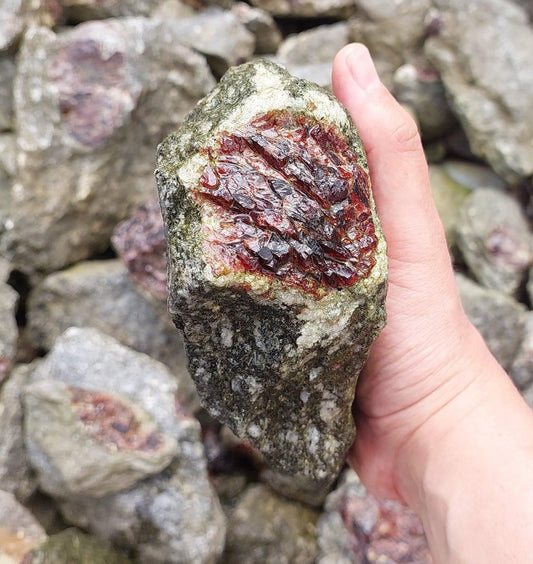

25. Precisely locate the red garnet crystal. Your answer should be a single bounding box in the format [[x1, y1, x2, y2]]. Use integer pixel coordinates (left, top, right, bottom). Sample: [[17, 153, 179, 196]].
[[196, 110, 377, 295]]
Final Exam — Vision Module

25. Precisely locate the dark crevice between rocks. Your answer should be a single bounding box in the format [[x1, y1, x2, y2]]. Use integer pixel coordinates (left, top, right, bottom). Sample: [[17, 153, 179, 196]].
[[7, 269, 30, 328], [275, 15, 344, 37]]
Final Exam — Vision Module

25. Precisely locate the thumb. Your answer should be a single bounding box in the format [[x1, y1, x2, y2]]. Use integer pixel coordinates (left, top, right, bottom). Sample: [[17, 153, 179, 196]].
[[332, 44, 447, 266]]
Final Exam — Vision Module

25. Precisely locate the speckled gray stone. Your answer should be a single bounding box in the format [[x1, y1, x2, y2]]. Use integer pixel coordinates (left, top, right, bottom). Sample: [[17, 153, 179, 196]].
[[456, 273, 527, 370], [156, 60, 387, 504], [456, 188, 533, 296]]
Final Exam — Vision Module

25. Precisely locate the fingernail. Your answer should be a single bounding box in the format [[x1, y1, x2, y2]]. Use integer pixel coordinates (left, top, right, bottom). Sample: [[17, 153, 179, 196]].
[[345, 44, 380, 91]]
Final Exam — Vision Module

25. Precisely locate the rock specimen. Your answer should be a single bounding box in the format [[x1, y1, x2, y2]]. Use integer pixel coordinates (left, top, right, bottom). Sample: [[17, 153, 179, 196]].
[[249, 0, 356, 18], [157, 60, 387, 504], [25, 259, 195, 409], [3, 19, 214, 275], [0, 490, 47, 564], [426, 0, 533, 183], [456, 273, 527, 370], [509, 310, 533, 390], [0, 279, 17, 384], [317, 470, 431, 563], [224, 484, 319, 563], [25, 328, 226, 563], [275, 22, 349, 89], [0, 364, 38, 502], [112, 200, 167, 303], [456, 189, 533, 296]]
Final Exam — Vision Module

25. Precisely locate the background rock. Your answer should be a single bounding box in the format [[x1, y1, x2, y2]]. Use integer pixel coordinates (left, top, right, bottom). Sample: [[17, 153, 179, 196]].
[[0, 279, 17, 384], [249, 0, 356, 18], [0, 489, 46, 564], [112, 199, 167, 304], [317, 469, 431, 563], [25, 259, 197, 409], [510, 312, 533, 390], [0, 364, 37, 502], [231, 2, 281, 54], [456, 189, 533, 295], [22, 528, 131, 564], [2, 19, 215, 275], [456, 273, 527, 369], [426, 0, 533, 183], [224, 484, 319, 563]]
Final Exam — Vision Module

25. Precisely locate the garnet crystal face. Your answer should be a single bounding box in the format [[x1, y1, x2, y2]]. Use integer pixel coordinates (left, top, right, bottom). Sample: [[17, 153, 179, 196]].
[[196, 110, 377, 295]]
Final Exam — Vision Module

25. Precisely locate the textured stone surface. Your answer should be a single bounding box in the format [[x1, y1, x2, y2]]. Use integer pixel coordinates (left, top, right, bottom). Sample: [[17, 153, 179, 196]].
[[24, 328, 192, 496], [348, 0, 431, 86], [510, 312, 533, 390], [429, 164, 470, 251], [24, 379, 179, 497], [0, 10, 23, 52], [161, 10, 255, 76], [59, 0, 169, 21], [0, 364, 37, 502], [2, 19, 214, 274], [157, 60, 387, 504], [456, 273, 527, 370], [231, 3, 281, 55], [426, 0, 533, 183], [440, 160, 506, 191], [317, 470, 431, 563], [0, 134, 16, 236], [0, 56, 14, 131], [22, 528, 131, 564], [224, 484, 319, 563], [59, 453, 226, 564], [275, 22, 349, 89], [249, 0, 356, 17], [457, 189, 533, 296], [25, 328, 225, 563], [112, 199, 167, 303], [0, 280, 17, 385], [25, 259, 196, 408], [0, 490, 46, 564], [393, 63, 456, 141]]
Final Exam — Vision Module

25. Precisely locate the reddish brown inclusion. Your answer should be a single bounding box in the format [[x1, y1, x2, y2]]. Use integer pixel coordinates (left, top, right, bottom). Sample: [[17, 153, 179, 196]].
[[197, 110, 377, 293], [69, 387, 162, 453]]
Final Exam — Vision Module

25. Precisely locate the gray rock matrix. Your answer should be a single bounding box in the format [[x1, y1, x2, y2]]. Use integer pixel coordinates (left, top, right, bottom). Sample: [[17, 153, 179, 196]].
[[156, 60, 387, 504]]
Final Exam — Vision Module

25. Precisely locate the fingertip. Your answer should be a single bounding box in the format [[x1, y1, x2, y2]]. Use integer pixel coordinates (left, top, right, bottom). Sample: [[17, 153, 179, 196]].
[[332, 43, 381, 101]]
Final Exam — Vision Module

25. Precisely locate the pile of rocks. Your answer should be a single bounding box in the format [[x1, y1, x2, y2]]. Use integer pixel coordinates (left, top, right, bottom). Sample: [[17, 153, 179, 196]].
[[0, 0, 532, 562]]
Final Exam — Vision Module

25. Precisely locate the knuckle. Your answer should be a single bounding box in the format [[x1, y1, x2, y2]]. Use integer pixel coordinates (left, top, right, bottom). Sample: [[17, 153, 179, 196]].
[[391, 117, 421, 154]]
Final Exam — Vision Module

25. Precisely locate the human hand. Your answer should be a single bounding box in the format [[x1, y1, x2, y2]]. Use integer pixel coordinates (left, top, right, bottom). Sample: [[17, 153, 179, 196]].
[[332, 44, 490, 501]]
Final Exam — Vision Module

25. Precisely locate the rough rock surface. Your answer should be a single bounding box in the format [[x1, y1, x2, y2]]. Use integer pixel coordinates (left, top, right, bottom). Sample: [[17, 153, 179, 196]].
[[348, 0, 431, 86], [249, 0, 356, 18], [59, 0, 170, 21], [157, 60, 387, 504], [24, 328, 189, 497], [456, 273, 527, 369], [25, 259, 196, 407], [59, 458, 226, 564], [393, 63, 456, 141], [0, 364, 37, 502], [456, 189, 533, 296], [26, 328, 226, 563], [0, 56, 14, 130], [0, 134, 15, 236], [317, 470, 431, 563], [0, 490, 47, 564], [426, 0, 533, 183], [440, 160, 506, 191], [161, 10, 255, 76], [0, 11, 23, 52], [112, 199, 167, 303], [275, 22, 349, 89], [231, 3, 281, 55], [0, 279, 17, 384], [2, 19, 214, 275], [429, 164, 470, 251], [510, 312, 533, 390], [22, 528, 131, 564], [224, 484, 319, 563]]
